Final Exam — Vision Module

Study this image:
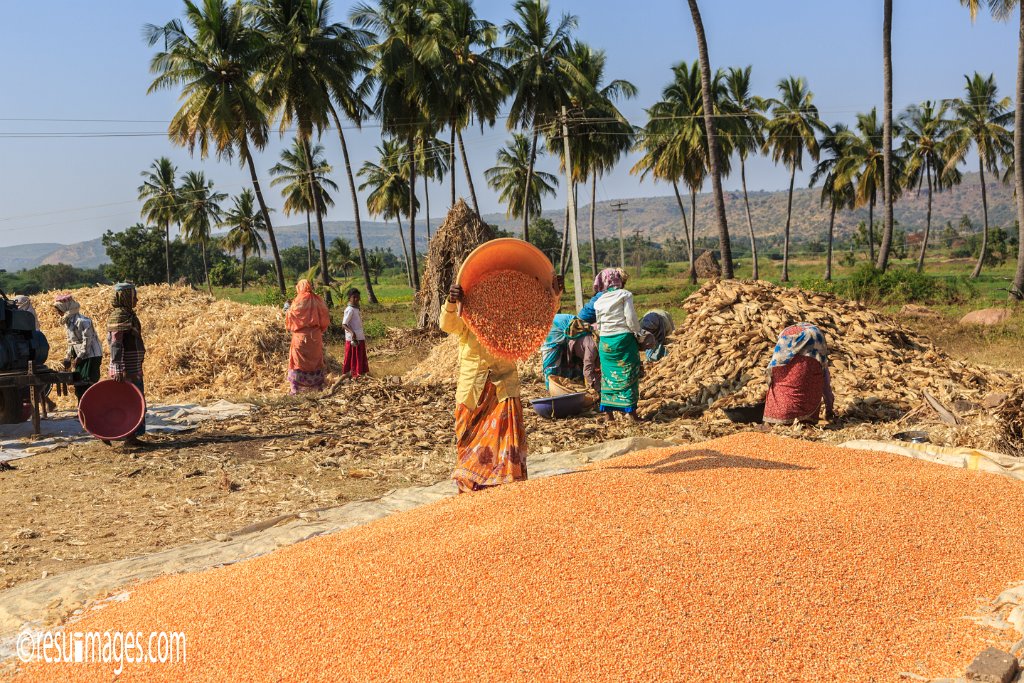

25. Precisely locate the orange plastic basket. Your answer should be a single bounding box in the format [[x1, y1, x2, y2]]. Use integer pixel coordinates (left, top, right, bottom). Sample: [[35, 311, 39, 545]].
[[456, 238, 556, 295]]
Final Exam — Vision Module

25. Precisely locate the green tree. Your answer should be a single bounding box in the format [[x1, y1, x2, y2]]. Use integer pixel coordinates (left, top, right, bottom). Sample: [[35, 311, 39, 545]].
[[500, 0, 583, 240], [179, 171, 226, 293], [416, 136, 452, 240], [358, 138, 419, 287], [961, 0, 1024, 295], [431, 0, 506, 216], [723, 66, 767, 280], [527, 217, 562, 263], [764, 76, 826, 282], [221, 189, 268, 292], [328, 236, 357, 277], [810, 123, 856, 281], [270, 138, 338, 271], [485, 134, 559, 225], [145, 0, 287, 294], [878, 0, 896, 271], [900, 101, 959, 272], [137, 157, 180, 285], [366, 251, 385, 283], [945, 72, 1013, 278], [685, 0, 734, 279]]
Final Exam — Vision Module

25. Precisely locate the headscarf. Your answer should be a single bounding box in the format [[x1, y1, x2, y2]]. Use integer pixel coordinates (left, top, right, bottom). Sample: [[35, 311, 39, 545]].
[[593, 267, 627, 293], [53, 293, 81, 325], [767, 323, 828, 378], [640, 309, 675, 344], [286, 279, 330, 333], [108, 283, 141, 334], [14, 295, 39, 330]]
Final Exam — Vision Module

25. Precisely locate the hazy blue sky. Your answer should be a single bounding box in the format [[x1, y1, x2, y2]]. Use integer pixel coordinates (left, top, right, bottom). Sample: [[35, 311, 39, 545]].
[[0, 0, 1018, 248]]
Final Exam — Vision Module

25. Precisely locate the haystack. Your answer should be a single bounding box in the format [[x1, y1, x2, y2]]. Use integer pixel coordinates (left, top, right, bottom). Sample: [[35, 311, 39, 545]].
[[694, 250, 721, 279], [417, 199, 494, 330], [406, 335, 543, 385], [640, 280, 1018, 426], [34, 284, 292, 404]]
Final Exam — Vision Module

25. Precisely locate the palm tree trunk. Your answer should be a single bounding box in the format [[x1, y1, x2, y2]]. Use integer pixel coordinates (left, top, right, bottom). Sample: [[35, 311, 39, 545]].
[[687, 0, 733, 279], [672, 180, 692, 257], [301, 137, 330, 287], [740, 157, 758, 280], [868, 194, 876, 264], [201, 236, 212, 295], [328, 106, 378, 304], [689, 189, 698, 285], [589, 176, 598, 276], [396, 216, 412, 289], [522, 126, 539, 240], [408, 139, 420, 291], [783, 165, 796, 282], [917, 164, 933, 273], [457, 130, 480, 217], [423, 174, 431, 241], [306, 210, 312, 271], [240, 250, 248, 293], [1012, 2, 1024, 297], [559, 201, 570, 277], [450, 116, 457, 207], [877, 0, 895, 272], [164, 223, 172, 285], [972, 156, 990, 279], [240, 138, 285, 295], [825, 201, 837, 281]]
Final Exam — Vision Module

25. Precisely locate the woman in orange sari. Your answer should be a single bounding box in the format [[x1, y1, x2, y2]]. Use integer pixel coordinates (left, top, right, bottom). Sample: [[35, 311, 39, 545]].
[[285, 279, 330, 394]]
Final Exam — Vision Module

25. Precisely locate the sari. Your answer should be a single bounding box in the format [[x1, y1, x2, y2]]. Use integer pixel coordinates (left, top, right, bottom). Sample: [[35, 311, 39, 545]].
[[598, 332, 642, 412], [285, 280, 330, 394], [541, 314, 593, 389], [763, 323, 835, 424]]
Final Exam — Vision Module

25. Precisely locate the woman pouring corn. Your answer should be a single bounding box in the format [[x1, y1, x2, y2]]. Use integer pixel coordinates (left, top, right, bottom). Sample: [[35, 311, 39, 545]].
[[442, 275, 562, 493]]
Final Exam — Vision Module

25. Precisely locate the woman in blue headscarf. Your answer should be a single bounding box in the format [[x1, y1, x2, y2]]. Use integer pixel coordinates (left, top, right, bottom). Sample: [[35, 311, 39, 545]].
[[541, 314, 599, 391]]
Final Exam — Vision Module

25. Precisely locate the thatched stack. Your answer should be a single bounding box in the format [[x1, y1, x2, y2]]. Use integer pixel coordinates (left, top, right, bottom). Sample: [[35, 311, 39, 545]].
[[694, 250, 721, 279], [417, 199, 495, 330], [34, 284, 292, 404], [640, 280, 1018, 421]]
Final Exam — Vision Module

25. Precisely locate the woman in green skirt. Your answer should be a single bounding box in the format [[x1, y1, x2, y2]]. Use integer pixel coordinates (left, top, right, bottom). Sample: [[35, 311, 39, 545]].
[[593, 275, 642, 419]]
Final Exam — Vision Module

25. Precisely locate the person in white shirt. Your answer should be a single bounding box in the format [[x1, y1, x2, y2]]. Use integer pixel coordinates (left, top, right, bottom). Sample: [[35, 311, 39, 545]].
[[593, 277, 642, 419], [341, 288, 369, 377], [53, 294, 104, 402]]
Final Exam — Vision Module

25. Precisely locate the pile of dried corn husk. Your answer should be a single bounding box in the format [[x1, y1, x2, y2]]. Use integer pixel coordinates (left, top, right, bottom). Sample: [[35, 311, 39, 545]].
[[34, 284, 293, 403], [417, 199, 494, 330], [405, 335, 543, 385], [640, 280, 1019, 424]]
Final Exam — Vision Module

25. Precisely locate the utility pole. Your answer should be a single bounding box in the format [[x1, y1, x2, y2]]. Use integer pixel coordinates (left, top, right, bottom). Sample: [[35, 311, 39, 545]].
[[561, 106, 584, 310], [610, 201, 629, 268]]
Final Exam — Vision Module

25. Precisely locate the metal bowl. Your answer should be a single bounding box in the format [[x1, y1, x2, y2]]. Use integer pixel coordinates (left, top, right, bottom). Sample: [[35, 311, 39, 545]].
[[530, 392, 591, 419], [893, 430, 930, 444]]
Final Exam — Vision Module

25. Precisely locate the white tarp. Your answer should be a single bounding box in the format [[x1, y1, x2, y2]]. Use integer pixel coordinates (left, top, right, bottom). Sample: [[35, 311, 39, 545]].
[[0, 400, 253, 463], [839, 439, 1024, 483]]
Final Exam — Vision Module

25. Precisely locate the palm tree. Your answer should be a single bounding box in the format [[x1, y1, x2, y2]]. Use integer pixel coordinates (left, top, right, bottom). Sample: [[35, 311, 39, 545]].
[[352, 0, 440, 292], [961, 0, 1024, 295], [723, 66, 767, 280], [358, 138, 419, 287], [138, 157, 180, 285], [945, 72, 1013, 278], [764, 76, 826, 282], [145, 0, 286, 295], [877, 0, 896, 271], [367, 251, 385, 283], [329, 236, 357, 277], [222, 189, 267, 292], [810, 124, 856, 281], [900, 101, 958, 272], [485, 134, 559, 224], [416, 136, 452, 240], [179, 171, 226, 294], [834, 109, 886, 264], [685, 0, 733, 279], [550, 42, 637, 276], [254, 0, 350, 288], [500, 0, 585, 240], [430, 0, 506, 215], [269, 138, 338, 270]]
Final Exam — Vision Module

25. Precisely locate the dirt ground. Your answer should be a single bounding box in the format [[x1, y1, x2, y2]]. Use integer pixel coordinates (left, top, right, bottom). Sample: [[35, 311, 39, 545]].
[[0, 314, 1019, 592]]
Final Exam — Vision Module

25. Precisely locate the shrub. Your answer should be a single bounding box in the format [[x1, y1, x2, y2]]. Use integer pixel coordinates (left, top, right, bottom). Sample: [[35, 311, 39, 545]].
[[257, 288, 287, 308], [833, 264, 975, 305], [363, 319, 388, 340]]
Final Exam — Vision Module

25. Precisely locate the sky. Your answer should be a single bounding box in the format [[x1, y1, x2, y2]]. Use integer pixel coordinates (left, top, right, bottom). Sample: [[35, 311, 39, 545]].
[[0, 0, 1018, 248]]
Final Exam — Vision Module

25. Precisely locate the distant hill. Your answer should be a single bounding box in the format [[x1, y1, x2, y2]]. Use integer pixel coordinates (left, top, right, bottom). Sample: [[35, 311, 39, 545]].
[[2, 171, 1014, 270]]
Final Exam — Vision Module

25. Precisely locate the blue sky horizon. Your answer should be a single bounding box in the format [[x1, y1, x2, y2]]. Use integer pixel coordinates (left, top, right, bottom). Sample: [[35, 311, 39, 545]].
[[0, 0, 1018, 248]]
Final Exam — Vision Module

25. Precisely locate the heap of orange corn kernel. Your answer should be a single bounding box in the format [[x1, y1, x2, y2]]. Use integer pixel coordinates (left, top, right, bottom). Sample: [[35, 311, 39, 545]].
[[462, 268, 557, 361]]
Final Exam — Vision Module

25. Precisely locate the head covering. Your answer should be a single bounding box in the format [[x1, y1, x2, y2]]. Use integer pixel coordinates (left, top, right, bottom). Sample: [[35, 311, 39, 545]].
[[286, 279, 330, 334], [593, 268, 627, 293], [109, 283, 141, 334], [767, 323, 828, 378], [14, 295, 39, 330], [641, 309, 675, 344], [53, 293, 81, 320]]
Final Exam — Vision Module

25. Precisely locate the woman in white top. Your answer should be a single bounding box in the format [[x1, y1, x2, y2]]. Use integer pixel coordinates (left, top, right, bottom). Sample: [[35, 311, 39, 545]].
[[342, 288, 369, 377], [592, 272, 642, 419]]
